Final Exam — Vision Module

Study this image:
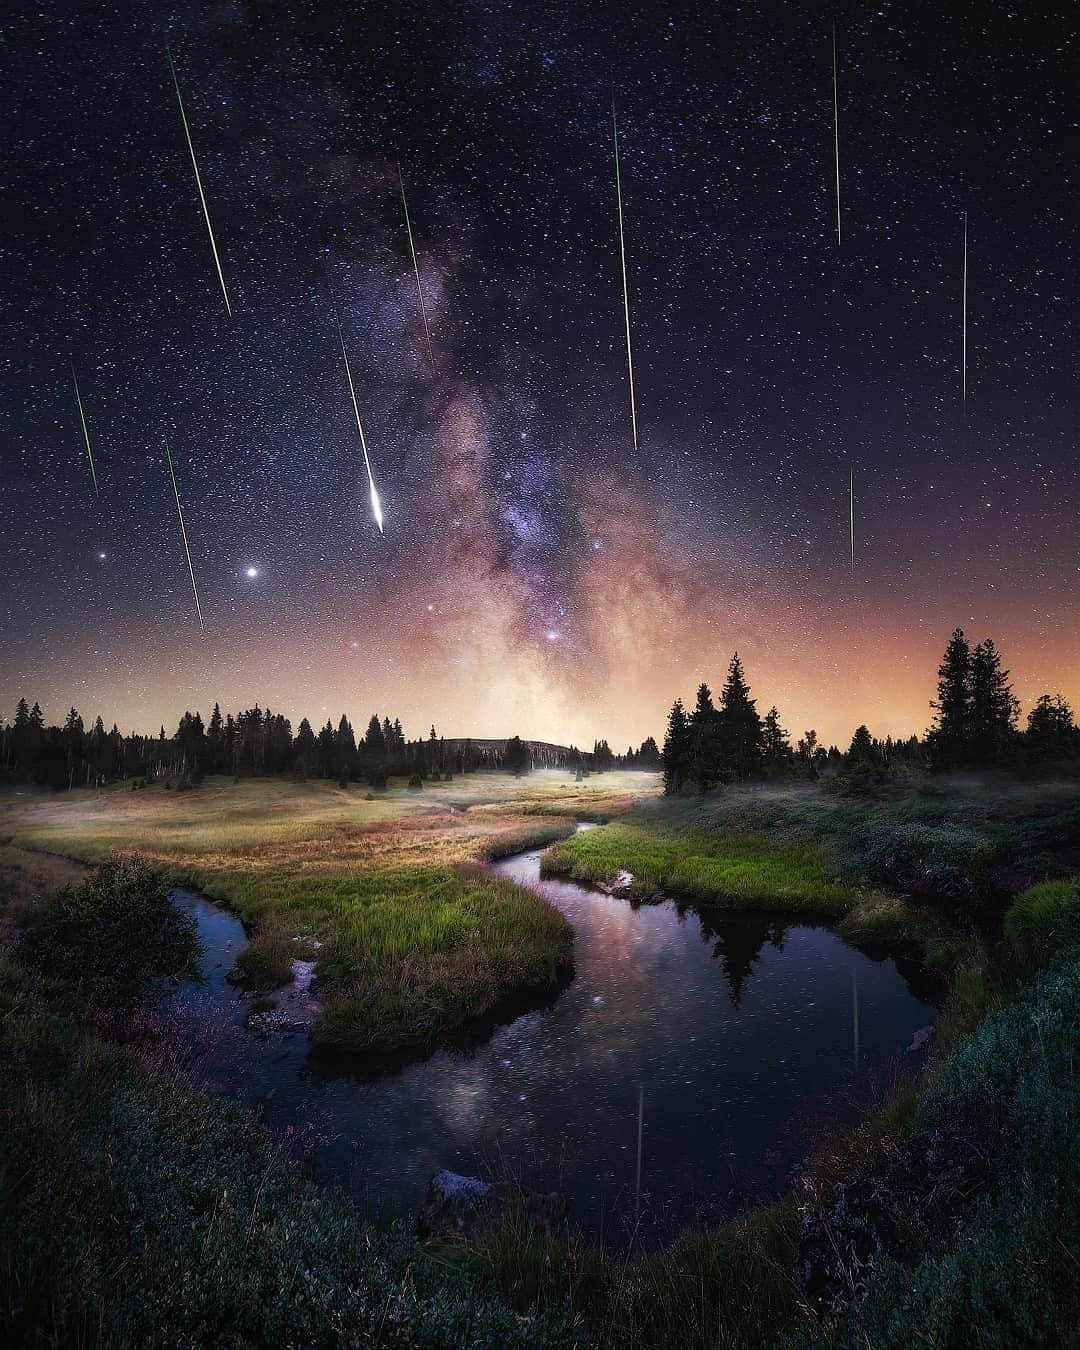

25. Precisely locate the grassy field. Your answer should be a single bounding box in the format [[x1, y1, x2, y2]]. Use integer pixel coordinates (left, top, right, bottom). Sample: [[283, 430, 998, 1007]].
[[0, 770, 660, 1053]]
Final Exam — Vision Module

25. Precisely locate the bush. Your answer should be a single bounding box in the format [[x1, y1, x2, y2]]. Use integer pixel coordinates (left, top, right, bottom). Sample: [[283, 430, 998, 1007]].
[[809, 953, 1080, 1348], [19, 854, 200, 1001], [408, 773, 424, 791], [1005, 877, 1080, 964]]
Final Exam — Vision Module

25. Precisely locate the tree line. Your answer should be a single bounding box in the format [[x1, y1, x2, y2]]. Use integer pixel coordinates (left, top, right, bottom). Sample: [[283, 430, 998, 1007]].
[[660, 632, 1079, 795], [0, 698, 660, 792]]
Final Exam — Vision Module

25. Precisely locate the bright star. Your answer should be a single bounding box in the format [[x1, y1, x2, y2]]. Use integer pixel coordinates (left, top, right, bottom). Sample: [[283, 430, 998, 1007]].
[[245, 566, 259, 579]]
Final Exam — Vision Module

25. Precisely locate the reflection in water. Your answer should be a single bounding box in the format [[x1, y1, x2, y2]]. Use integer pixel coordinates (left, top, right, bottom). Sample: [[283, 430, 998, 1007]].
[[164, 839, 935, 1248]]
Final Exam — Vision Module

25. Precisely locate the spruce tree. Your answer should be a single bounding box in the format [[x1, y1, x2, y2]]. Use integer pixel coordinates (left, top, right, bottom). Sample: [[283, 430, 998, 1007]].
[[718, 653, 763, 779], [662, 700, 691, 793], [969, 640, 1019, 765], [929, 628, 972, 767], [762, 706, 791, 770], [688, 684, 722, 790]]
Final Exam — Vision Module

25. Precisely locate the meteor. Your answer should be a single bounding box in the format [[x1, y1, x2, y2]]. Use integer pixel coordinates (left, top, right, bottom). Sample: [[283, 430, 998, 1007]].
[[71, 366, 98, 495], [398, 164, 437, 376], [961, 212, 968, 402], [164, 438, 205, 630], [831, 22, 841, 246], [849, 466, 855, 573], [611, 97, 639, 453], [165, 43, 232, 315], [337, 320, 385, 534]]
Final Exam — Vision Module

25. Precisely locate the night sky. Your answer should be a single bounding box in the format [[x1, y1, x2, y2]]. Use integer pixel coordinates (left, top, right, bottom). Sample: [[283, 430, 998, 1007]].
[[2, 2, 1077, 749]]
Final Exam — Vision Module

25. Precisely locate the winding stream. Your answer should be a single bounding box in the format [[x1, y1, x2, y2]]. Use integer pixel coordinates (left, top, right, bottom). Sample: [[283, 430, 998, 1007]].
[[162, 828, 935, 1246]]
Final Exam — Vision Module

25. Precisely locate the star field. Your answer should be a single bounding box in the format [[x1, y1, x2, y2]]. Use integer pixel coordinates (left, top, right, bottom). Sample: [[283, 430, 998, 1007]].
[[2, 1, 1077, 748]]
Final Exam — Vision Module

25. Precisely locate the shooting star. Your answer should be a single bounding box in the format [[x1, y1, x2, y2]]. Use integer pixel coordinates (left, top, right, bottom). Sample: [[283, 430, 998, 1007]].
[[831, 22, 842, 246], [612, 96, 639, 453], [71, 366, 98, 495], [165, 43, 232, 315], [961, 212, 968, 402], [849, 466, 855, 573], [164, 438, 205, 630], [398, 164, 437, 376], [337, 319, 385, 533]]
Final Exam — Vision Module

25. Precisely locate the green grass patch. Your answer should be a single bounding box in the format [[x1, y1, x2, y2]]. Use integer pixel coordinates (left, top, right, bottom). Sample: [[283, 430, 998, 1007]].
[[1005, 877, 1080, 965], [542, 821, 856, 913]]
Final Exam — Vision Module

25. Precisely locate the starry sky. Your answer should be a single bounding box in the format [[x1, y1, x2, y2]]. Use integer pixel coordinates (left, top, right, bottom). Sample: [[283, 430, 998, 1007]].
[[2, 1, 1077, 749]]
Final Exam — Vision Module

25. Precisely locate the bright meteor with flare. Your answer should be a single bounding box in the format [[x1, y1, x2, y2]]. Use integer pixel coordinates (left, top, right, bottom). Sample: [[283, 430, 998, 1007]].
[[337, 320, 385, 534], [164, 438, 205, 630], [166, 43, 232, 316], [612, 97, 639, 453], [398, 164, 437, 377], [71, 366, 98, 495]]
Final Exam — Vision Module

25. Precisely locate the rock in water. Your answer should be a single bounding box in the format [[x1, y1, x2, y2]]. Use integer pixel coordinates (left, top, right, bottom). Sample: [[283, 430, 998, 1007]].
[[907, 1024, 934, 1053], [417, 1170, 567, 1243], [418, 1171, 497, 1241]]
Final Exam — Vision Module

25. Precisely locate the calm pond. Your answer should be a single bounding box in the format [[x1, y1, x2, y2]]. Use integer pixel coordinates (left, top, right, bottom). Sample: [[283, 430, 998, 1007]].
[[163, 831, 935, 1246]]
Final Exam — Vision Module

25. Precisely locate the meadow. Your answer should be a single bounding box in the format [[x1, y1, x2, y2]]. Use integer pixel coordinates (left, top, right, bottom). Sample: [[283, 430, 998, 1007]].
[[0, 770, 659, 1053]]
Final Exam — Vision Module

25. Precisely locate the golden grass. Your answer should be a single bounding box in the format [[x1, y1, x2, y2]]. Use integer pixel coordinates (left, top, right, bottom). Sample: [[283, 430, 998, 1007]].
[[0, 771, 660, 1052]]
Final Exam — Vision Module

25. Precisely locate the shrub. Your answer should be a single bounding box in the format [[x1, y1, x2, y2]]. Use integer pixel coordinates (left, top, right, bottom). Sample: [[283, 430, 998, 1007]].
[[809, 954, 1080, 1348], [1004, 877, 1080, 964], [19, 854, 200, 1001], [408, 773, 424, 791]]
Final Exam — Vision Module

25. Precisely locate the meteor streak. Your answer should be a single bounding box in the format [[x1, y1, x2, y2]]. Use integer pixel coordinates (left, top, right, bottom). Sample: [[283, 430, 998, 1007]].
[[71, 366, 98, 495], [164, 438, 205, 630], [961, 212, 968, 402], [337, 320, 385, 533], [612, 97, 639, 453], [398, 164, 437, 376], [166, 43, 232, 315], [849, 466, 855, 573], [832, 22, 842, 246]]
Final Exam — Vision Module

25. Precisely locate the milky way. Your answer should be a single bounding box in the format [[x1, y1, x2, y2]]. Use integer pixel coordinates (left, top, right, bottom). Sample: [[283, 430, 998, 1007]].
[[2, 3, 1078, 748]]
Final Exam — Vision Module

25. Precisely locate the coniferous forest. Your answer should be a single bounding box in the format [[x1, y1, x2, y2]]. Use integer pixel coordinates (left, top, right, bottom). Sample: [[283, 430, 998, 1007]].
[[659, 631, 1080, 795], [4, 628, 1077, 796]]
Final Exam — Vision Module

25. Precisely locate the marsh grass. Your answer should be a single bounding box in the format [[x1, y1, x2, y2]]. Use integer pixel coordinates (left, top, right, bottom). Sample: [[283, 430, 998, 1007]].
[[542, 819, 857, 913], [466, 1201, 800, 1349], [1, 773, 656, 1052]]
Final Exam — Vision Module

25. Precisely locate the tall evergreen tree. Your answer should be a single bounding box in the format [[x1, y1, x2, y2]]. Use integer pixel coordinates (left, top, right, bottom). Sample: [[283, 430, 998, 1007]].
[[688, 683, 722, 790], [662, 699, 691, 794], [718, 653, 763, 779], [761, 706, 791, 771], [969, 639, 1019, 764], [928, 627, 972, 767]]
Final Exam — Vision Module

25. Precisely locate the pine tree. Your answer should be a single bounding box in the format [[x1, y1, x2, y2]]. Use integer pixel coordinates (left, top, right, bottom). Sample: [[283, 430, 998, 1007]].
[[928, 628, 972, 767], [762, 706, 791, 771], [364, 715, 387, 760], [662, 699, 691, 794], [1026, 694, 1077, 765], [688, 683, 722, 790], [718, 653, 764, 779], [969, 640, 1019, 765], [334, 715, 356, 784], [207, 702, 224, 773]]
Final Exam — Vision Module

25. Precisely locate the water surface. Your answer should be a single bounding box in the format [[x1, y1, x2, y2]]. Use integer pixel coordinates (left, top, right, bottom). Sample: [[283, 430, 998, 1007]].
[[164, 837, 934, 1245]]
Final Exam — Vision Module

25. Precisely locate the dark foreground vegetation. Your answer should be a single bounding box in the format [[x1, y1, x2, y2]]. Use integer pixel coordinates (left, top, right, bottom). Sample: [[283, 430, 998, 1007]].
[[2, 626, 1078, 1346], [2, 769, 1078, 1347]]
